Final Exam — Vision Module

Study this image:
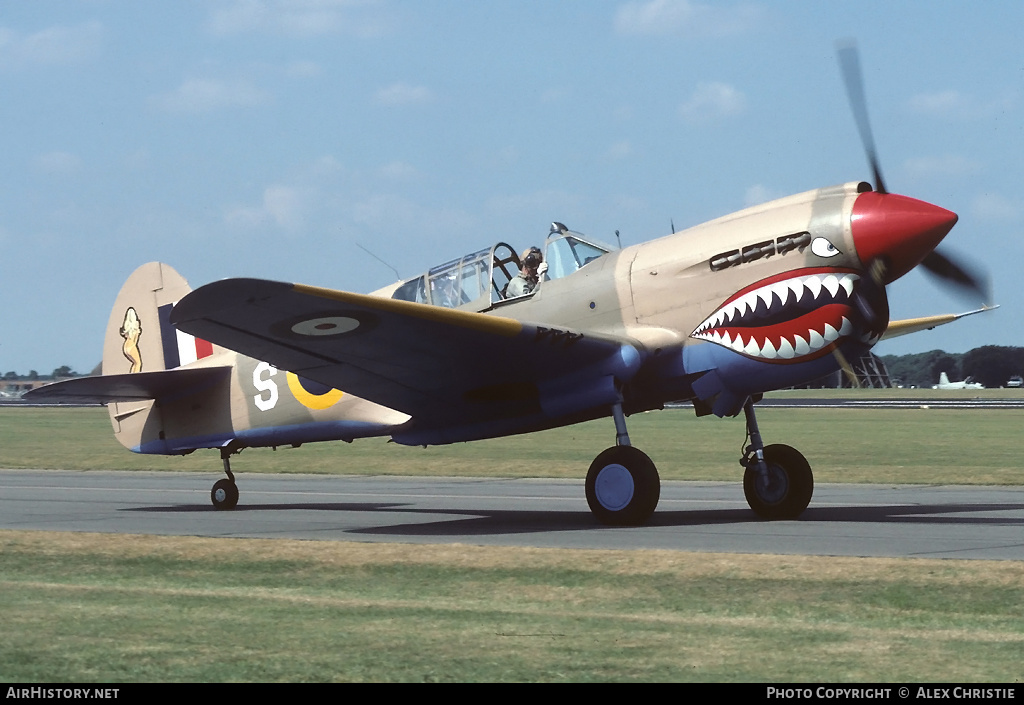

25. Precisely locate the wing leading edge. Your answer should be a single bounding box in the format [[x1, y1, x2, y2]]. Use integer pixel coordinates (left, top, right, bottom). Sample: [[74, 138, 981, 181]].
[[171, 278, 642, 442], [883, 305, 998, 340]]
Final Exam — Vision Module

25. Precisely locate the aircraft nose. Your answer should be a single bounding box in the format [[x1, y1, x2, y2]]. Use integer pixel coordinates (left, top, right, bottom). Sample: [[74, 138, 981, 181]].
[[850, 191, 958, 284]]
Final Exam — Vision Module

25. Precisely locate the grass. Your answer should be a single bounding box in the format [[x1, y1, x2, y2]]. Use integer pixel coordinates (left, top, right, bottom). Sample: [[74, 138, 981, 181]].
[[1, 531, 1022, 682], [2, 401, 1022, 682], [1, 402, 1021, 485]]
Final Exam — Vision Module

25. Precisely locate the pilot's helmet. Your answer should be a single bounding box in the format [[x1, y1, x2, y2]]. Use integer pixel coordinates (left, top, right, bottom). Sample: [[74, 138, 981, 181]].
[[522, 247, 543, 268]]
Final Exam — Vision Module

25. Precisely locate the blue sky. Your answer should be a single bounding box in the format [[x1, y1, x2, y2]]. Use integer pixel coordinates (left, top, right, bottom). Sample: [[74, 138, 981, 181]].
[[2, 0, 1022, 376]]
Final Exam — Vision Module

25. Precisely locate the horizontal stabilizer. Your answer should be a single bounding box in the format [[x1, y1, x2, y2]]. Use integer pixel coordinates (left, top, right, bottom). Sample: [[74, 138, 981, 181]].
[[23, 366, 232, 404]]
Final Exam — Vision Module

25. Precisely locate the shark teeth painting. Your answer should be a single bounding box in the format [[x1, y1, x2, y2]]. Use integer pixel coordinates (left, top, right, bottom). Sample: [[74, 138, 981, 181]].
[[691, 268, 868, 363]]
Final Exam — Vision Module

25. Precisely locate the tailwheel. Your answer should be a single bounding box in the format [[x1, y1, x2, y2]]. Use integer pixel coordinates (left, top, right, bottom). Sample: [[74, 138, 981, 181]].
[[586, 446, 660, 526], [211, 478, 239, 511], [743, 444, 813, 520]]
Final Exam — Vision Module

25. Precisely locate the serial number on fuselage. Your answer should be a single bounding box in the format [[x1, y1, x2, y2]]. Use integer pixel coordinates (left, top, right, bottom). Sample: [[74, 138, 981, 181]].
[[709, 231, 811, 272]]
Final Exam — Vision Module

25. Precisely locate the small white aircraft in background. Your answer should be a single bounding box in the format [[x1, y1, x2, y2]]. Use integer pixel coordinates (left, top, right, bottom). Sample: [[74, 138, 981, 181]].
[[933, 372, 984, 390]]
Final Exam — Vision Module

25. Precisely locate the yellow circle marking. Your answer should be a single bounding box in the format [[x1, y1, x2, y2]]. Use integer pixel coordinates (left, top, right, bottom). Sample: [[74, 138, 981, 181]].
[[286, 372, 344, 410]]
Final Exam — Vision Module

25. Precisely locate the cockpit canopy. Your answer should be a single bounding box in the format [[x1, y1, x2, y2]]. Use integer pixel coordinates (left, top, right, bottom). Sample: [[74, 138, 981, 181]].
[[390, 224, 614, 311]]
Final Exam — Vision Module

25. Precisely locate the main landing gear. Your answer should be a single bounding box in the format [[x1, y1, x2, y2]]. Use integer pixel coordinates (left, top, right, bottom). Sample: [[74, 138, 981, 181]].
[[740, 398, 813, 519], [584, 397, 813, 525], [210, 446, 240, 511], [585, 401, 661, 526]]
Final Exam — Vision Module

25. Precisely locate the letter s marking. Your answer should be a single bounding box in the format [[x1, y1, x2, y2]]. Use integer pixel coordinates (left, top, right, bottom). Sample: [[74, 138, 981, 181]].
[[253, 361, 279, 411]]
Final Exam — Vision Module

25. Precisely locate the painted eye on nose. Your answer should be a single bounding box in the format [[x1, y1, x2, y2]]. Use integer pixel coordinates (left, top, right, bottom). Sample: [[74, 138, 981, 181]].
[[811, 237, 841, 258]]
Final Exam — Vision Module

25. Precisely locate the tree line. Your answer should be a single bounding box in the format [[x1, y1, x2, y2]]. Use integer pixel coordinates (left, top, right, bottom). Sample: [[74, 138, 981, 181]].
[[2, 366, 79, 381], [881, 346, 1024, 388]]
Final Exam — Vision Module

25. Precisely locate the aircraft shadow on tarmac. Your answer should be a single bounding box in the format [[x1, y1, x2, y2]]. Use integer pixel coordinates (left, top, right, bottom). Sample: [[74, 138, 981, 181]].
[[126, 501, 1024, 537]]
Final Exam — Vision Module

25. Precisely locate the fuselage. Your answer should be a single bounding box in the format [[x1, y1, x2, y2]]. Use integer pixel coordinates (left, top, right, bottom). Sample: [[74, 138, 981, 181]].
[[478, 181, 954, 417]]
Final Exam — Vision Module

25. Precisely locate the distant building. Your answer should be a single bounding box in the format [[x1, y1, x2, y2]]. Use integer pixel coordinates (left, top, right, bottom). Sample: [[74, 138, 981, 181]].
[[0, 379, 68, 398]]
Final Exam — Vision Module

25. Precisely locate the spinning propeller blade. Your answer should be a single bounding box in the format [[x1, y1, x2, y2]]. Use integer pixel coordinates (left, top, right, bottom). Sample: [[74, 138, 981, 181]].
[[920, 250, 991, 304], [837, 40, 887, 195], [836, 40, 991, 306]]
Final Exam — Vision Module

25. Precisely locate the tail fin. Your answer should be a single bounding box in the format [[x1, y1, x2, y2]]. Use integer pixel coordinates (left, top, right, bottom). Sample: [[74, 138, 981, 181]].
[[939, 372, 950, 385], [27, 263, 231, 454], [103, 262, 214, 375], [100, 263, 224, 454]]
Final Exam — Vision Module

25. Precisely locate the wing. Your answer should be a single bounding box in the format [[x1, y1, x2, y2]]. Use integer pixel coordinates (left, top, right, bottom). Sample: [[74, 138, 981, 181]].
[[882, 305, 998, 340], [170, 279, 641, 434], [23, 367, 231, 404]]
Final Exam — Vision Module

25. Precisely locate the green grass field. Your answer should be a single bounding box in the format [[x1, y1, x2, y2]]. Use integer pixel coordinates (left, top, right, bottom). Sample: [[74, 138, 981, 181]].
[[2, 399, 1021, 485], [1, 401, 1022, 682], [2, 531, 1022, 682]]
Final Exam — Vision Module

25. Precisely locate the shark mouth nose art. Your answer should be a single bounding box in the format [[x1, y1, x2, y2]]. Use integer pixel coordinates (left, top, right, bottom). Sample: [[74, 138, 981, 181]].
[[692, 268, 866, 362]]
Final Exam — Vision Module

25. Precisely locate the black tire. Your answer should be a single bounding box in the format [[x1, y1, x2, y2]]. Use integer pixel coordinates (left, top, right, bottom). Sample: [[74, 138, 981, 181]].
[[211, 478, 239, 510], [585, 446, 660, 526], [743, 444, 813, 520]]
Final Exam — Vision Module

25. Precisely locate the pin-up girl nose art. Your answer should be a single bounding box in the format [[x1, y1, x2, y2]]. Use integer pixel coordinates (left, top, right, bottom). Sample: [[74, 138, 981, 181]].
[[120, 307, 143, 373]]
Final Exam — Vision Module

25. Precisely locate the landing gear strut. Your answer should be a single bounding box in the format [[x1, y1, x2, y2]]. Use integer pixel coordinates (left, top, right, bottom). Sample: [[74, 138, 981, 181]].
[[210, 446, 240, 510], [741, 398, 813, 519], [585, 400, 660, 526]]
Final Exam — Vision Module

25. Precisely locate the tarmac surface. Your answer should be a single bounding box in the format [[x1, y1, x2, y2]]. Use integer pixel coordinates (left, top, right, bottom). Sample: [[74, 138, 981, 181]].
[[2, 469, 1023, 560], [755, 396, 1024, 409]]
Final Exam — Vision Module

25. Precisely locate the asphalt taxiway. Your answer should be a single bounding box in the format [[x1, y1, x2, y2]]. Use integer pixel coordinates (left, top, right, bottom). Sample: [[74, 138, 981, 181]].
[[2, 469, 1022, 560], [756, 396, 1024, 409]]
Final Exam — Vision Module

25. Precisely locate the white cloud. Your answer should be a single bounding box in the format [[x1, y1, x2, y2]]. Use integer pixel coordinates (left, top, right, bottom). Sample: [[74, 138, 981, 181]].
[[907, 89, 1016, 121], [207, 0, 392, 38], [540, 88, 568, 104], [285, 60, 321, 78], [377, 161, 418, 180], [0, 21, 103, 69], [903, 154, 981, 179], [374, 82, 432, 106], [151, 79, 270, 114], [679, 82, 745, 122], [496, 146, 519, 165], [32, 151, 82, 176], [605, 141, 633, 161], [225, 185, 305, 231], [744, 184, 783, 207], [908, 90, 964, 115], [308, 155, 345, 177], [485, 190, 582, 218], [611, 194, 647, 213], [615, 0, 762, 37], [123, 149, 152, 172], [972, 193, 1020, 222], [470, 145, 520, 171], [350, 193, 475, 234]]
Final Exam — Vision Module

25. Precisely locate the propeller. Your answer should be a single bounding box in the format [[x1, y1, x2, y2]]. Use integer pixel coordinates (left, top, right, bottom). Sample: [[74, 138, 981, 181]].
[[839, 257, 890, 388], [836, 40, 991, 305], [919, 249, 991, 304], [837, 41, 887, 195]]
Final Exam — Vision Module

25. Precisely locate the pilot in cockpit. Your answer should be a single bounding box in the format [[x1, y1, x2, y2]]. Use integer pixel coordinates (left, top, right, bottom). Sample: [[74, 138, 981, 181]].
[[506, 246, 548, 297]]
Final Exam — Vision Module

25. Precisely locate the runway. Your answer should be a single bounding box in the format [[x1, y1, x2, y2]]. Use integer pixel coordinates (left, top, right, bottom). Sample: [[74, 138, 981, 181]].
[[756, 396, 1024, 409], [2, 469, 1023, 560]]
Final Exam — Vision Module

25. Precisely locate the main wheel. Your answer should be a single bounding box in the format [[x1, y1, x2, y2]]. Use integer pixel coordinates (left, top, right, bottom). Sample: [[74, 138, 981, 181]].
[[586, 446, 660, 526], [743, 444, 813, 520], [211, 478, 239, 510]]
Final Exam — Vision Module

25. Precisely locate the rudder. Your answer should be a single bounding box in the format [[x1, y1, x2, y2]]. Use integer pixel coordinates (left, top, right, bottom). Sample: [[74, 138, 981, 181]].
[[102, 262, 218, 453], [103, 262, 209, 375]]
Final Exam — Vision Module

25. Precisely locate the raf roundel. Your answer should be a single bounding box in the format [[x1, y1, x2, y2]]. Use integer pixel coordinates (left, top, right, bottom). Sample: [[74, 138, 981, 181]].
[[270, 310, 378, 341], [290, 316, 361, 337]]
